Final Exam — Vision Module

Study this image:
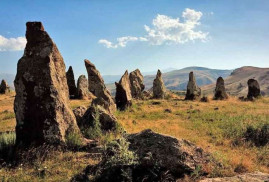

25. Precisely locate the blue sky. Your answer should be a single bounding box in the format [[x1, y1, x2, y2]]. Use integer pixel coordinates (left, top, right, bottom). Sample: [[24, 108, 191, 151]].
[[0, 0, 269, 77]]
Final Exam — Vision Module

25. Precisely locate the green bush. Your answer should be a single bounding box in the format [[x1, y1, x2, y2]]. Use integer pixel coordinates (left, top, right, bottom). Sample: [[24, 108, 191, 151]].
[[104, 137, 138, 168], [65, 131, 83, 148], [84, 106, 102, 140], [0, 132, 16, 160]]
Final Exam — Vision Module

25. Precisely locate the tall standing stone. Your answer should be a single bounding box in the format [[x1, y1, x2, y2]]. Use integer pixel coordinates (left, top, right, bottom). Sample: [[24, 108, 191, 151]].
[[66, 66, 77, 99], [77, 75, 94, 100], [84, 59, 116, 112], [115, 70, 132, 110], [247, 79, 261, 99], [0, 80, 11, 94], [185, 72, 201, 100], [129, 69, 145, 99], [214, 77, 228, 100], [153, 70, 166, 99], [14, 22, 81, 146]]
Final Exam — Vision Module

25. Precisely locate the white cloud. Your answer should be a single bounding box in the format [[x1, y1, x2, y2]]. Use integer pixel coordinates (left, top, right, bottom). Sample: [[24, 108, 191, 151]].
[[99, 36, 141, 48], [99, 8, 209, 48], [0, 35, 26, 51]]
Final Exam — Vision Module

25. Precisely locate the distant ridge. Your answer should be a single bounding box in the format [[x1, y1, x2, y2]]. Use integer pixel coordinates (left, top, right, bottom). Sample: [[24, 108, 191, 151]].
[[144, 66, 233, 90], [202, 66, 269, 96]]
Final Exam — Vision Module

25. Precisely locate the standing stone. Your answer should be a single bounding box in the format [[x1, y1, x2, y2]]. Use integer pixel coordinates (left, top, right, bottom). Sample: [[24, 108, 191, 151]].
[[84, 59, 116, 112], [66, 66, 77, 99], [153, 70, 166, 99], [129, 69, 145, 99], [14, 22, 81, 146], [214, 77, 228, 100], [115, 70, 132, 110], [185, 72, 201, 100], [0, 80, 11, 94], [247, 79, 261, 99], [77, 75, 95, 100]]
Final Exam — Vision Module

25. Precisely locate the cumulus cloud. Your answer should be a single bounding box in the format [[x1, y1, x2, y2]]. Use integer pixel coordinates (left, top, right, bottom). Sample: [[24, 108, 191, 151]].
[[99, 8, 208, 48], [0, 35, 26, 51]]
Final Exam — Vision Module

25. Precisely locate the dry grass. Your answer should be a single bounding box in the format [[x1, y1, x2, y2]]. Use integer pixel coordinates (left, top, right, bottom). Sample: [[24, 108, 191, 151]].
[[0, 93, 268, 180], [115, 95, 269, 175]]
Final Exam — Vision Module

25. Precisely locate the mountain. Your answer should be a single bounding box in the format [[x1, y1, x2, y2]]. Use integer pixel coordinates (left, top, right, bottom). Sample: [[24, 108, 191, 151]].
[[202, 66, 269, 96], [0, 73, 15, 90], [144, 67, 233, 90], [102, 68, 177, 84], [106, 67, 233, 95]]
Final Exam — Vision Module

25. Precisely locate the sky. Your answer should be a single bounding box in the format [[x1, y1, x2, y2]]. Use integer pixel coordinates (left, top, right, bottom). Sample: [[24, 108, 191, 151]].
[[0, 0, 269, 77]]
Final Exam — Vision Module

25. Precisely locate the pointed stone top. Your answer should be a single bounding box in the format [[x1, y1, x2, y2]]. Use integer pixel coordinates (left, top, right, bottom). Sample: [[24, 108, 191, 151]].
[[84, 59, 96, 69], [68, 66, 73, 71], [157, 69, 162, 77], [1, 79, 8, 86], [217, 77, 224, 83], [25, 21, 52, 45]]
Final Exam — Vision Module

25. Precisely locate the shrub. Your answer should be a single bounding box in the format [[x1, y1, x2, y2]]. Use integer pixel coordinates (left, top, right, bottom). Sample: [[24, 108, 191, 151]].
[[244, 123, 269, 146], [65, 131, 83, 149], [84, 106, 102, 140], [0, 132, 16, 161]]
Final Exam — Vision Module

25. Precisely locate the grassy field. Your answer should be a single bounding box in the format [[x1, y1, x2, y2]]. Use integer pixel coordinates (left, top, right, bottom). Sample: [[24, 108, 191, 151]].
[[0, 93, 268, 181]]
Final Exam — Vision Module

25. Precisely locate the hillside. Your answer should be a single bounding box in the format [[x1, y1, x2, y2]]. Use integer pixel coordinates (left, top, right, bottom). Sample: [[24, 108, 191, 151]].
[[144, 66, 232, 90], [106, 67, 232, 95], [202, 66, 269, 96]]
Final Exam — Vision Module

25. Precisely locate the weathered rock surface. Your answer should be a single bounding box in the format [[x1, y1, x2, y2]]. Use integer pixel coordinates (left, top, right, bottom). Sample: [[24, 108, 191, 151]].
[[79, 105, 117, 131], [66, 66, 77, 99], [0, 80, 10, 94], [128, 129, 212, 176], [129, 69, 145, 99], [247, 79, 261, 99], [214, 77, 228, 100], [185, 72, 201, 100], [84, 59, 116, 112], [73, 106, 87, 125], [77, 75, 95, 100], [153, 70, 166, 99], [115, 70, 132, 110], [200, 172, 269, 182], [14, 22, 81, 146]]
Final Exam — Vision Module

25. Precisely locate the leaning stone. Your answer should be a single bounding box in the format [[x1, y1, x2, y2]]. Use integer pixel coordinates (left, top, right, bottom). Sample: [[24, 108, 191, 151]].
[[129, 69, 145, 99], [247, 79, 261, 99], [77, 75, 95, 100], [0, 80, 11, 94], [214, 77, 228, 100], [84, 59, 116, 112], [14, 22, 81, 146], [66, 66, 77, 99], [115, 70, 132, 110], [153, 70, 166, 99], [185, 72, 201, 100]]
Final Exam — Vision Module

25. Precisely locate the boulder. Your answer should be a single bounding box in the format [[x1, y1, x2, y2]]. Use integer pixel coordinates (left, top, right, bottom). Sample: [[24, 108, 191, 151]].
[[129, 69, 145, 99], [84, 59, 116, 112], [14, 22, 81, 146], [214, 77, 228, 100], [115, 70, 132, 110], [153, 70, 166, 99], [77, 75, 95, 100], [127, 129, 212, 176], [73, 106, 87, 125], [0, 80, 11, 94], [66, 66, 77, 99], [200, 172, 269, 182], [79, 105, 117, 131], [247, 79, 261, 99], [185, 72, 201, 100]]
